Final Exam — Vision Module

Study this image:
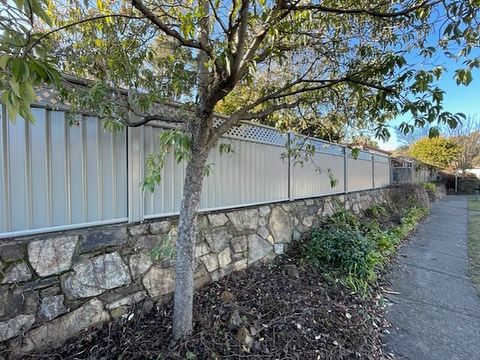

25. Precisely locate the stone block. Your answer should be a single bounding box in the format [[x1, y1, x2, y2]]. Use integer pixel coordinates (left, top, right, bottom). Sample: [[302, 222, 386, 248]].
[[247, 234, 273, 264], [110, 305, 128, 319], [195, 243, 210, 258], [106, 291, 146, 310], [259, 206, 271, 217], [129, 252, 153, 280], [231, 235, 248, 253], [207, 213, 229, 227], [128, 223, 149, 236], [257, 227, 270, 240], [28, 236, 78, 277], [322, 201, 335, 217], [23, 292, 39, 314], [133, 235, 155, 252], [274, 244, 284, 255], [142, 266, 175, 298], [63, 252, 131, 299], [13, 277, 59, 295], [1, 263, 32, 284], [0, 314, 35, 342], [227, 209, 259, 232], [38, 295, 67, 321], [0, 286, 8, 318], [40, 285, 61, 298], [218, 248, 232, 268], [11, 298, 109, 353], [0, 244, 26, 262], [149, 220, 171, 235], [204, 227, 231, 253], [233, 259, 247, 272], [269, 207, 293, 244], [80, 228, 128, 253], [302, 216, 315, 228], [201, 253, 219, 272], [258, 217, 267, 227]]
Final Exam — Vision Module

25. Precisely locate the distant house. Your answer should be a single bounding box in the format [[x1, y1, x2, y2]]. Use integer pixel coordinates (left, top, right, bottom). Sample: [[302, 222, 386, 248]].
[[465, 168, 480, 179], [390, 156, 439, 184], [347, 143, 392, 157]]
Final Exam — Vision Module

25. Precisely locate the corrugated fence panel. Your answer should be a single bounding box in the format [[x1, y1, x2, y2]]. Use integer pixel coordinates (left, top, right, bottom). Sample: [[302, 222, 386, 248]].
[[50, 111, 68, 226], [1, 104, 392, 237], [373, 155, 390, 188], [29, 108, 49, 228], [8, 114, 29, 230], [143, 126, 185, 216], [292, 152, 345, 199], [143, 127, 290, 217], [0, 107, 128, 236], [201, 139, 289, 209], [0, 108, 6, 232], [347, 151, 373, 192], [68, 115, 86, 224], [114, 131, 128, 218]]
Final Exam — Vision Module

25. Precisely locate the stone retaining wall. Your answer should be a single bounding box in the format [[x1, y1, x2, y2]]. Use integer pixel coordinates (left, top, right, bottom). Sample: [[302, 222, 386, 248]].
[[426, 182, 447, 202], [0, 185, 432, 353]]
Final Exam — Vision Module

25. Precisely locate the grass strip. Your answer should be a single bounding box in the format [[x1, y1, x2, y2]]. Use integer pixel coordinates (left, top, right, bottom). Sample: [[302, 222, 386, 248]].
[[467, 196, 480, 296]]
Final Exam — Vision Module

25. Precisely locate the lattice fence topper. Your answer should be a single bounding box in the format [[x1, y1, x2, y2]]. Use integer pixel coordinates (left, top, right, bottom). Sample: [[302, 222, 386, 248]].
[[213, 117, 288, 146]]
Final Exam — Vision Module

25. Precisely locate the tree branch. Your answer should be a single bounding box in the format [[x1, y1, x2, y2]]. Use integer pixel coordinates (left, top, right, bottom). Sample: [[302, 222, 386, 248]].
[[280, 0, 442, 18], [237, 3, 293, 78], [232, 98, 302, 120], [207, 74, 396, 145], [131, 0, 212, 56], [207, 98, 301, 147], [25, 14, 145, 54]]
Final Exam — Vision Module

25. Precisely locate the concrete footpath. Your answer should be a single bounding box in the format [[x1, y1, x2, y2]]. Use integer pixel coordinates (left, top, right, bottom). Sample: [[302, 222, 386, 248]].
[[385, 196, 480, 360]]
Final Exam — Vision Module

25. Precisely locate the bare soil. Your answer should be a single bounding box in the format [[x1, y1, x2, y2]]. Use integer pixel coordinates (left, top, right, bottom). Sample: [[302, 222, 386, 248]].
[[20, 245, 390, 360]]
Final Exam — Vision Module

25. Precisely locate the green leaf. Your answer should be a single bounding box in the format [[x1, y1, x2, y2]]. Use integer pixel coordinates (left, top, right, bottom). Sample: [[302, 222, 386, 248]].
[[28, 58, 49, 81], [428, 127, 440, 138], [12, 58, 29, 81], [0, 55, 10, 70], [19, 103, 36, 123], [9, 79, 21, 97]]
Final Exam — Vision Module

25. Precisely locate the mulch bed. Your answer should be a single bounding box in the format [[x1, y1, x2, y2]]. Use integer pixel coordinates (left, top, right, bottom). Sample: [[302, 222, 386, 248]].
[[20, 245, 391, 360]]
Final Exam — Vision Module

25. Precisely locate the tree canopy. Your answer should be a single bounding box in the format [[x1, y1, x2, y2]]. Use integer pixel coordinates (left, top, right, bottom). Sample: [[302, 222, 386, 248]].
[[445, 115, 480, 172], [1, 0, 479, 134], [409, 136, 460, 168]]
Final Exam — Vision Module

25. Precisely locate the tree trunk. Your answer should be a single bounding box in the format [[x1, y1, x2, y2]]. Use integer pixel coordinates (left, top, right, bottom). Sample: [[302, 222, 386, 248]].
[[172, 132, 209, 339]]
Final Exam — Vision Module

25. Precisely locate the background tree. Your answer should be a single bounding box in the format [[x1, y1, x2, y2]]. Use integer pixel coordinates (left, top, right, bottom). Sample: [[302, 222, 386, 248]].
[[408, 136, 460, 168], [445, 115, 480, 173], [1, 0, 479, 339]]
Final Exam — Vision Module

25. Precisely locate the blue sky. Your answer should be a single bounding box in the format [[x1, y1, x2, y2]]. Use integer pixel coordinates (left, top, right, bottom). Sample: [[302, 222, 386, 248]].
[[379, 47, 480, 150]]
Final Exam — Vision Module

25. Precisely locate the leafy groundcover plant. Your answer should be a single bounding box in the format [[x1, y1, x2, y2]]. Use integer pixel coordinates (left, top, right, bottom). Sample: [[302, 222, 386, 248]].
[[422, 182, 437, 192], [302, 203, 428, 296]]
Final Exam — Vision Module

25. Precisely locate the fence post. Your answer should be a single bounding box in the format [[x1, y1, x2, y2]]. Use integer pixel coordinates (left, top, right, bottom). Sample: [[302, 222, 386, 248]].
[[288, 131, 294, 201], [371, 154, 375, 189], [128, 126, 145, 223], [389, 157, 392, 185], [344, 146, 348, 193]]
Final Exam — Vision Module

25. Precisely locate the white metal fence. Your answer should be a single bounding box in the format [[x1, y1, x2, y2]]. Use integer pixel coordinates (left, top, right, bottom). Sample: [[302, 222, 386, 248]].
[[0, 104, 391, 238]]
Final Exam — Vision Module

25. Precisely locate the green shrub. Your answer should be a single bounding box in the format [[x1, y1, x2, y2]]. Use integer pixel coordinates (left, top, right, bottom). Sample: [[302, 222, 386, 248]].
[[302, 205, 428, 296], [422, 182, 437, 191]]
